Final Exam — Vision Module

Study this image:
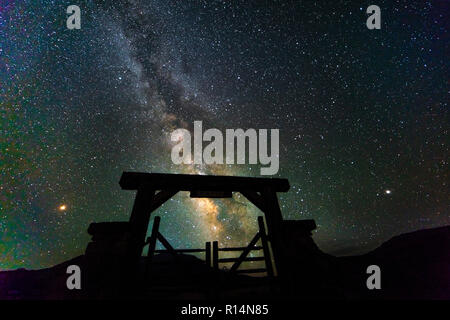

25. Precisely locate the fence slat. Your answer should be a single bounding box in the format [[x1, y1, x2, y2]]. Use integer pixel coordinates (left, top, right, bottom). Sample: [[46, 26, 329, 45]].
[[205, 242, 211, 267], [213, 241, 219, 270], [154, 248, 205, 253], [218, 246, 263, 252], [258, 216, 274, 277], [218, 256, 265, 263], [230, 232, 261, 272], [147, 216, 161, 261]]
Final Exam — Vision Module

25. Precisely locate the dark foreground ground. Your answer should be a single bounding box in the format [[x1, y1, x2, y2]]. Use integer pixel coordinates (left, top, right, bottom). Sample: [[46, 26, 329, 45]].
[[1, 226, 449, 300]]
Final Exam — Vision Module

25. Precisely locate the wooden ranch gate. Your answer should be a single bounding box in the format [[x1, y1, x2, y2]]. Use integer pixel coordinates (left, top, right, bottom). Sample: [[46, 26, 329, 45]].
[[145, 215, 274, 277], [119, 172, 290, 278], [212, 216, 274, 277]]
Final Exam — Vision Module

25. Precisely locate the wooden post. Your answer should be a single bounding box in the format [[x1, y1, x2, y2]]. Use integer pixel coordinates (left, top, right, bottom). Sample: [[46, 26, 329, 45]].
[[258, 216, 274, 277], [128, 187, 155, 259], [147, 216, 161, 262], [212, 241, 219, 270], [261, 187, 286, 279], [205, 242, 211, 267]]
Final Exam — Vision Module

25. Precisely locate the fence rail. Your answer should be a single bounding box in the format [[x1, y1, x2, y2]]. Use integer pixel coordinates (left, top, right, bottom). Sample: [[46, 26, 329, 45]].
[[218, 246, 263, 252], [211, 216, 274, 277], [145, 216, 274, 277]]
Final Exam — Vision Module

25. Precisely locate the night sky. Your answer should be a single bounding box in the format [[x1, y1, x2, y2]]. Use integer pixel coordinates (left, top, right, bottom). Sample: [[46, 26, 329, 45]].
[[1, 0, 448, 270]]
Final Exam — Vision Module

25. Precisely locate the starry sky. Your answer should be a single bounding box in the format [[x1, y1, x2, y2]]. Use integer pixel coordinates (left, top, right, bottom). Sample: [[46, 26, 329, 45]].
[[1, 0, 448, 270]]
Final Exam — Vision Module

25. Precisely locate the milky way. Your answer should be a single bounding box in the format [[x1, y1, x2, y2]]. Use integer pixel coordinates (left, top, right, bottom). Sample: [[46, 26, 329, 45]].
[[1, 0, 448, 269]]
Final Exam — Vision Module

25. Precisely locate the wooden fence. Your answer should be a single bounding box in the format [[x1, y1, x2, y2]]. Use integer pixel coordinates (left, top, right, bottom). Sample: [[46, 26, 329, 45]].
[[145, 216, 274, 277], [212, 216, 274, 276]]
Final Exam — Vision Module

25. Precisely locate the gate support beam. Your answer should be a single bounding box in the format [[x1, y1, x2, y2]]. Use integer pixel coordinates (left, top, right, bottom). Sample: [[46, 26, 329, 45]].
[[261, 187, 286, 279], [230, 232, 261, 272], [258, 216, 274, 277], [240, 190, 267, 212], [147, 216, 161, 262], [128, 187, 155, 259]]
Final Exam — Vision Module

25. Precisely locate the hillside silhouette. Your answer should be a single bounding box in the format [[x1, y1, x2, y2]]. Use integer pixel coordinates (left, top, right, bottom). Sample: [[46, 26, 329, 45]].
[[1, 225, 449, 300]]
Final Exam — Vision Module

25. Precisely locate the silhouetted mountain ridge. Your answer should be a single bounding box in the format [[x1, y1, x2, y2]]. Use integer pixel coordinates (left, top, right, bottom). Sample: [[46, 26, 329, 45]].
[[1, 226, 449, 300], [338, 225, 450, 299]]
